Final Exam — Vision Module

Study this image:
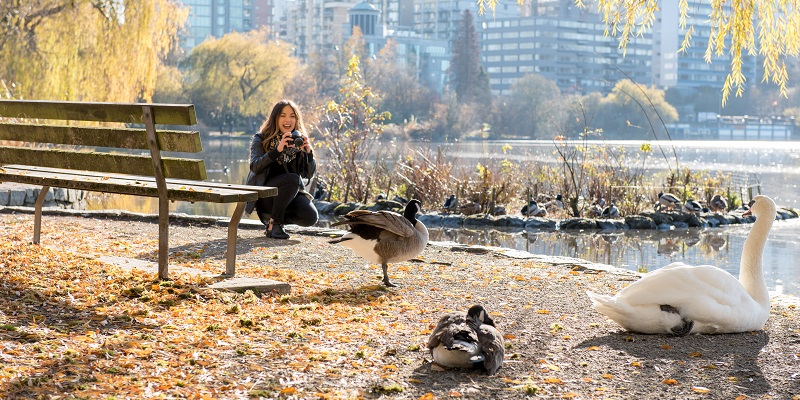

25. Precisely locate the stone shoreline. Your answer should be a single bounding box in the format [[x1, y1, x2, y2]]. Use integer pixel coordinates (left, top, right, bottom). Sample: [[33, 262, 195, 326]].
[[0, 182, 87, 209], [314, 198, 800, 231]]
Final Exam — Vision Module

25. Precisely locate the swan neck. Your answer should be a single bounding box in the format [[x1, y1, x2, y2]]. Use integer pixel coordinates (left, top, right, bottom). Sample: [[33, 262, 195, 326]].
[[739, 214, 773, 305]]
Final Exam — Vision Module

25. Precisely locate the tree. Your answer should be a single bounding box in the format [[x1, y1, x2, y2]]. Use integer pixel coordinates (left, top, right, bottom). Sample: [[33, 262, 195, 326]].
[[184, 28, 297, 130], [315, 55, 390, 202], [478, 0, 800, 105], [366, 40, 436, 124], [592, 80, 679, 140], [449, 9, 487, 104], [0, 0, 187, 102], [497, 74, 562, 138]]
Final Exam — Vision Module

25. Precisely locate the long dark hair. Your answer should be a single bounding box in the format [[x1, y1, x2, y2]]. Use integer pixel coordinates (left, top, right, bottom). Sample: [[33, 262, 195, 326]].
[[259, 99, 306, 146]]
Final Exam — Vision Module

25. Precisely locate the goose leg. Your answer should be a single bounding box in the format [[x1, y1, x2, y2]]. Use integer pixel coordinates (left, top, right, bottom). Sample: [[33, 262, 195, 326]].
[[381, 263, 398, 287]]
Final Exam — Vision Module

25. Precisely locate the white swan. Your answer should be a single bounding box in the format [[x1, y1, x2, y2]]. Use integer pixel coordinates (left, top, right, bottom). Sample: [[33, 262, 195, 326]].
[[587, 195, 776, 335]]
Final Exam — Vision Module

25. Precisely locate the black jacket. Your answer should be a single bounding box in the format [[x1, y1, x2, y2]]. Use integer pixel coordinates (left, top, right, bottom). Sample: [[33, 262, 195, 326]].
[[245, 132, 316, 214]]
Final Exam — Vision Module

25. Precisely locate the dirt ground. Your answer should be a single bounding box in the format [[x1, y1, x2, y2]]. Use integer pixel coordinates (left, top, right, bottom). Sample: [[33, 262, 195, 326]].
[[0, 208, 798, 399]]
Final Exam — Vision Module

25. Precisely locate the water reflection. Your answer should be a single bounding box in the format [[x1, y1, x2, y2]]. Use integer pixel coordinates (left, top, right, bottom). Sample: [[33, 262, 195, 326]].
[[425, 218, 800, 298]]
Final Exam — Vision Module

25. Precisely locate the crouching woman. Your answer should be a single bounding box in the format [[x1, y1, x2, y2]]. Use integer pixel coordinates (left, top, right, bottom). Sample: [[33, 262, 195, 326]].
[[245, 100, 318, 239]]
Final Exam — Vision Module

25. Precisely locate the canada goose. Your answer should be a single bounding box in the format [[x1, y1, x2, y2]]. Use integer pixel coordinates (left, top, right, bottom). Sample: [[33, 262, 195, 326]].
[[427, 305, 505, 375], [657, 192, 682, 211], [442, 194, 458, 213], [710, 194, 729, 213], [329, 199, 428, 287], [683, 199, 702, 214], [521, 200, 546, 217], [601, 203, 620, 218], [587, 195, 776, 335]]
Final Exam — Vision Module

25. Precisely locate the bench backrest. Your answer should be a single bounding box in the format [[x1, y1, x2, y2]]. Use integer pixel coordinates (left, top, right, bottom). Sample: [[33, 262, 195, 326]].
[[0, 100, 207, 180]]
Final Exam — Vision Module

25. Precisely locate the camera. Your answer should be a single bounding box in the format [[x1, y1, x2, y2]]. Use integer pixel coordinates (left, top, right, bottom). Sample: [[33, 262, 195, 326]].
[[290, 131, 304, 147]]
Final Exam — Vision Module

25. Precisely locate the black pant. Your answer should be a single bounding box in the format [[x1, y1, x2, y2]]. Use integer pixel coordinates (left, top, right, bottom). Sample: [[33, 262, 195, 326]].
[[255, 173, 318, 227]]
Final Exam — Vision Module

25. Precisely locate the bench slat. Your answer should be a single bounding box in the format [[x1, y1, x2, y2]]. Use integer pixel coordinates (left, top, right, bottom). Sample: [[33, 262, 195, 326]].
[[0, 100, 196, 125], [0, 166, 261, 203], [0, 123, 203, 152], [0, 146, 207, 180], [6, 165, 278, 198]]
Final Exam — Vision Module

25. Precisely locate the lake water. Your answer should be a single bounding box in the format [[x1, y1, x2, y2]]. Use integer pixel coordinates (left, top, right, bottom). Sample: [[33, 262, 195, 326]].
[[86, 137, 800, 297]]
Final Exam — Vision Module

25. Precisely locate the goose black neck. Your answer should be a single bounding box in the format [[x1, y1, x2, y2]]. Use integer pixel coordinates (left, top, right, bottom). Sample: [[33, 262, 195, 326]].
[[404, 200, 420, 223]]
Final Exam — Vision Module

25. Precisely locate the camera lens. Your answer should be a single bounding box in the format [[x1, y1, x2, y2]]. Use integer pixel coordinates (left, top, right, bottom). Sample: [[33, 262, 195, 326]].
[[293, 137, 304, 147]]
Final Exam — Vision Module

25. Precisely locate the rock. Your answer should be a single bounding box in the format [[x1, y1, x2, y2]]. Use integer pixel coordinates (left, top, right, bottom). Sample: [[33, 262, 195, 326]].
[[418, 213, 464, 228], [624, 215, 657, 230], [525, 217, 557, 230], [560, 218, 598, 230], [686, 214, 707, 228], [597, 219, 628, 230], [463, 214, 495, 227], [492, 215, 526, 227], [333, 203, 358, 216]]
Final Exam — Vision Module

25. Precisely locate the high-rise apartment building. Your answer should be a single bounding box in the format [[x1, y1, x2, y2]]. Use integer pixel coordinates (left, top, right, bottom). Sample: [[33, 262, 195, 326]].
[[177, 0, 257, 51], [480, 2, 652, 96], [652, 2, 759, 91]]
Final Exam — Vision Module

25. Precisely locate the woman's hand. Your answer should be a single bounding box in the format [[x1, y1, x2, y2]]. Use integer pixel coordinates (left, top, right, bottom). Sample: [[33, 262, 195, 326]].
[[276, 132, 294, 152], [300, 136, 312, 153]]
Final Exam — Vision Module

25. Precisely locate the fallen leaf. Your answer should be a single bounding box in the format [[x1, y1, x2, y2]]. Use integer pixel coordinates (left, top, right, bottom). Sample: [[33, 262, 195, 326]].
[[688, 351, 703, 357], [418, 393, 435, 400], [601, 374, 613, 380], [691, 386, 711, 393], [280, 387, 297, 395], [660, 344, 672, 350], [587, 346, 601, 351], [662, 379, 678, 385]]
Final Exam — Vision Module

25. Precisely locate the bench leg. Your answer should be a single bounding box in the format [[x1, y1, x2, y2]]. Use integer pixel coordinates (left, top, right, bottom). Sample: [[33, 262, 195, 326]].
[[157, 197, 169, 280], [225, 202, 246, 277], [33, 186, 51, 244]]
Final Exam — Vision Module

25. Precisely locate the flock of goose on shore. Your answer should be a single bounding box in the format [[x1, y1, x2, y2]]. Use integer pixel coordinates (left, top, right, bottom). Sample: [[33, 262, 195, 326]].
[[328, 192, 779, 375]]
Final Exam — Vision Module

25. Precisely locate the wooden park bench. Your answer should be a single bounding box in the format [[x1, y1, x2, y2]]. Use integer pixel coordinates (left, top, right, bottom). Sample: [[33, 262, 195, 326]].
[[0, 100, 275, 279]]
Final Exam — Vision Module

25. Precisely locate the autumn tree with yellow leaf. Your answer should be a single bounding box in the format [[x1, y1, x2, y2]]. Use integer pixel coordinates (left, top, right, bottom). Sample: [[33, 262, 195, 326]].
[[183, 28, 298, 132], [0, 0, 187, 102]]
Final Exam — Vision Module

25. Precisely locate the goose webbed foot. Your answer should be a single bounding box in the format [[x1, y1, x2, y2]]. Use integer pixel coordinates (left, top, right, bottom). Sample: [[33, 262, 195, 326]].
[[381, 264, 398, 287], [660, 304, 694, 336]]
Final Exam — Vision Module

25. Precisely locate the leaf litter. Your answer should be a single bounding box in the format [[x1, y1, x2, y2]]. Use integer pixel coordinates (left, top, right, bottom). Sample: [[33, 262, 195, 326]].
[[0, 211, 798, 399]]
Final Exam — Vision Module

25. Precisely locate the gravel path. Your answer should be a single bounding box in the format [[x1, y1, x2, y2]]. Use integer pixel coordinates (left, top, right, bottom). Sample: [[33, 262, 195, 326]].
[[1, 207, 798, 399]]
